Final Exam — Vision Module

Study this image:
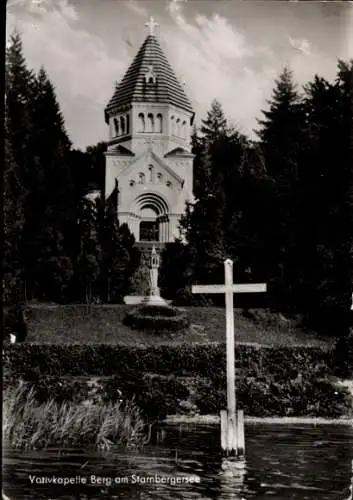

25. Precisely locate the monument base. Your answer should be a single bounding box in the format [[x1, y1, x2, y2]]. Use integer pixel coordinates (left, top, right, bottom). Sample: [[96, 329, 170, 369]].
[[124, 295, 171, 306], [144, 295, 169, 306]]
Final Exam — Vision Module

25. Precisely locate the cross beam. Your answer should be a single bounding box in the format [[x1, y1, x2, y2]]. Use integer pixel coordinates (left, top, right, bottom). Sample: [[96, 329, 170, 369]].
[[192, 259, 267, 455], [192, 283, 267, 295]]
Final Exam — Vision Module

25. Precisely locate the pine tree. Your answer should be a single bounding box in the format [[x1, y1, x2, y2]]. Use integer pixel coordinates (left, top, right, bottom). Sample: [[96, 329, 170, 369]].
[[98, 199, 131, 303], [3, 124, 26, 304], [85, 141, 107, 192], [224, 141, 272, 286], [200, 99, 228, 141], [256, 67, 306, 311], [5, 30, 36, 176], [178, 102, 249, 303], [257, 67, 304, 179], [159, 240, 189, 301], [118, 223, 141, 293], [300, 61, 353, 334], [29, 211, 74, 302], [76, 199, 101, 303], [22, 67, 76, 301], [5, 30, 37, 303]]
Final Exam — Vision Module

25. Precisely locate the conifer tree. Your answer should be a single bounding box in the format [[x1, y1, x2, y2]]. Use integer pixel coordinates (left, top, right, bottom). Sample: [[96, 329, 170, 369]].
[[257, 67, 304, 180], [29, 211, 74, 302], [98, 198, 131, 303], [76, 199, 101, 303], [85, 141, 107, 191], [5, 30, 36, 302], [22, 66, 75, 301], [118, 223, 141, 293], [5, 30, 36, 176], [3, 124, 26, 303], [178, 102, 250, 302], [256, 67, 306, 310], [300, 61, 353, 333], [200, 99, 228, 141]]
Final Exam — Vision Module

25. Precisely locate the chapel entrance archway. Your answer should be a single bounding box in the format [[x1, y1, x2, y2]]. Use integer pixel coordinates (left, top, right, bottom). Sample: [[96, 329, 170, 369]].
[[139, 211, 159, 242], [134, 193, 170, 243]]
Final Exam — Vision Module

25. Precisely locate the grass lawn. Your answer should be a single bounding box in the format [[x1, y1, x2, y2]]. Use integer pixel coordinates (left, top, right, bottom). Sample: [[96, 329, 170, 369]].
[[25, 304, 334, 348]]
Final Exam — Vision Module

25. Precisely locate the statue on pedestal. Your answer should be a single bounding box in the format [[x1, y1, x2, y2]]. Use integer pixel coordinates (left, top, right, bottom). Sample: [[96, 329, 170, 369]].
[[149, 245, 161, 297], [145, 245, 167, 306]]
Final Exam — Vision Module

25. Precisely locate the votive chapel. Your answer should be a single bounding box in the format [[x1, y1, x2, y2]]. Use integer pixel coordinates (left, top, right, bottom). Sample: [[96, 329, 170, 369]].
[[104, 17, 195, 246]]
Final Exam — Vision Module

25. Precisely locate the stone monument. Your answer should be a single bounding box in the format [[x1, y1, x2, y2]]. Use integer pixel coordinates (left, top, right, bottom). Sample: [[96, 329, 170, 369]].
[[124, 246, 170, 305], [144, 245, 168, 306]]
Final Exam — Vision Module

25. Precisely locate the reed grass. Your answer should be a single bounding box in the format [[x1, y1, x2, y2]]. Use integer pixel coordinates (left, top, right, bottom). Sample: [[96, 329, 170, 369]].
[[3, 382, 145, 450]]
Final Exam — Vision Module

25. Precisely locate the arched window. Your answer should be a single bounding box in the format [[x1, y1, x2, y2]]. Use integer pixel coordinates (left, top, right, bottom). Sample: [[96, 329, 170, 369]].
[[171, 116, 175, 135], [176, 118, 181, 136], [138, 172, 145, 184], [126, 114, 130, 135], [113, 118, 119, 136], [175, 118, 180, 137], [147, 113, 154, 133], [129, 179, 135, 187], [156, 113, 163, 133], [182, 120, 187, 138], [166, 181, 172, 189], [120, 116, 125, 135], [138, 113, 145, 133], [157, 173, 163, 183]]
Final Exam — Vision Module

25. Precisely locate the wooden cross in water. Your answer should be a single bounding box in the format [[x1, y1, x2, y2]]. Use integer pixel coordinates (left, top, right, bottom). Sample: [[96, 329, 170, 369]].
[[192, 259, 267, 455]]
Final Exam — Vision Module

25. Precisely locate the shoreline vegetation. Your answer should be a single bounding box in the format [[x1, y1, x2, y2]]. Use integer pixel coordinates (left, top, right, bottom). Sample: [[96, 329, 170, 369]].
[[3, 306, 352, 451], [3, 384, 146, 451], [3, 382, 352, 452], [3, 372, 352, 451]]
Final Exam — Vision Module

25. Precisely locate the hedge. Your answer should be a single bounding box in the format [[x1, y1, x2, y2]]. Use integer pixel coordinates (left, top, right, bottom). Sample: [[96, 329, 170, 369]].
[[193, 376, 351, 418], [3, 343, 334, 380], [4, 372, 351, 420], [4, 344, 351, 419]]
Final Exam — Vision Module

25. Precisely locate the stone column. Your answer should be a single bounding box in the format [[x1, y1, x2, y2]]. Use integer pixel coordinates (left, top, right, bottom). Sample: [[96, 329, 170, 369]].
[[162, 219, 167, 243], [170, 215, 178, 241], [159, 220, 164, 243], [163, 216, 169, 243]]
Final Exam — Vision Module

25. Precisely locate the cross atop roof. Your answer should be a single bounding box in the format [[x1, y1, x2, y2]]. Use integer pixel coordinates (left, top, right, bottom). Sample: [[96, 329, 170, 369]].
[[145, 16, 159, 36]]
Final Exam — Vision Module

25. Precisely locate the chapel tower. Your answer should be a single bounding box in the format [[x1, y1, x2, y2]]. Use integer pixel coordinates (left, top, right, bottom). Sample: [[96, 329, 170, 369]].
[[104, 17, 194, 246]]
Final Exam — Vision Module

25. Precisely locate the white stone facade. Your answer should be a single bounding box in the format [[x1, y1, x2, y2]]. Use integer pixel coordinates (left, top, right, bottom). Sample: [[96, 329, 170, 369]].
[[105, 69, 194, 243]]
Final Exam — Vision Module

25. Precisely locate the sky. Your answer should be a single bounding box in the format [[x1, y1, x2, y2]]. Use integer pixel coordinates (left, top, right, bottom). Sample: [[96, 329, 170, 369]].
[[6, 0, 353, 150]]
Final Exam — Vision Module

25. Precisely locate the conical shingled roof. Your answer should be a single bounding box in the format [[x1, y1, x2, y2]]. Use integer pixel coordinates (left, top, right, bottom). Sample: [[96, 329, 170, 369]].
[[105, 34, 194, 123]]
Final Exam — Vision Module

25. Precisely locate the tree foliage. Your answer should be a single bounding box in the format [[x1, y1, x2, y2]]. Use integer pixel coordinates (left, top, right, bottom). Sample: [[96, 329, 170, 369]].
[[4, 30, 138, 305], [166, 64, 353, 335], [4, 30, 352, 338]]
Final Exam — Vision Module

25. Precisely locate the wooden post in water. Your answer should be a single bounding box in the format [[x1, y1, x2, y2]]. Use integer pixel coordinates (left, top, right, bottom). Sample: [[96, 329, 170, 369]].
[[225, 259, 237, 454], [192, 259, 266, 456]]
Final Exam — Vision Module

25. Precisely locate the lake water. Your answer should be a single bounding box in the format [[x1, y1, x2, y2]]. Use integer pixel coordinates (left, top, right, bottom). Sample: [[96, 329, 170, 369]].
[[2, 423, 353, 499]]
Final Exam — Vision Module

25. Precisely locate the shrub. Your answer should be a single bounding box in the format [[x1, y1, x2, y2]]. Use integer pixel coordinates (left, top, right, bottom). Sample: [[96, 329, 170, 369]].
[[3, 373, 190, 423], [123, 305, 189, 332], [3, 343, 334, 379], [23, 376, 90, 404], [193, 375, 352, 417], [334, 328, 353, 378], [100, 374, 190, 421]]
